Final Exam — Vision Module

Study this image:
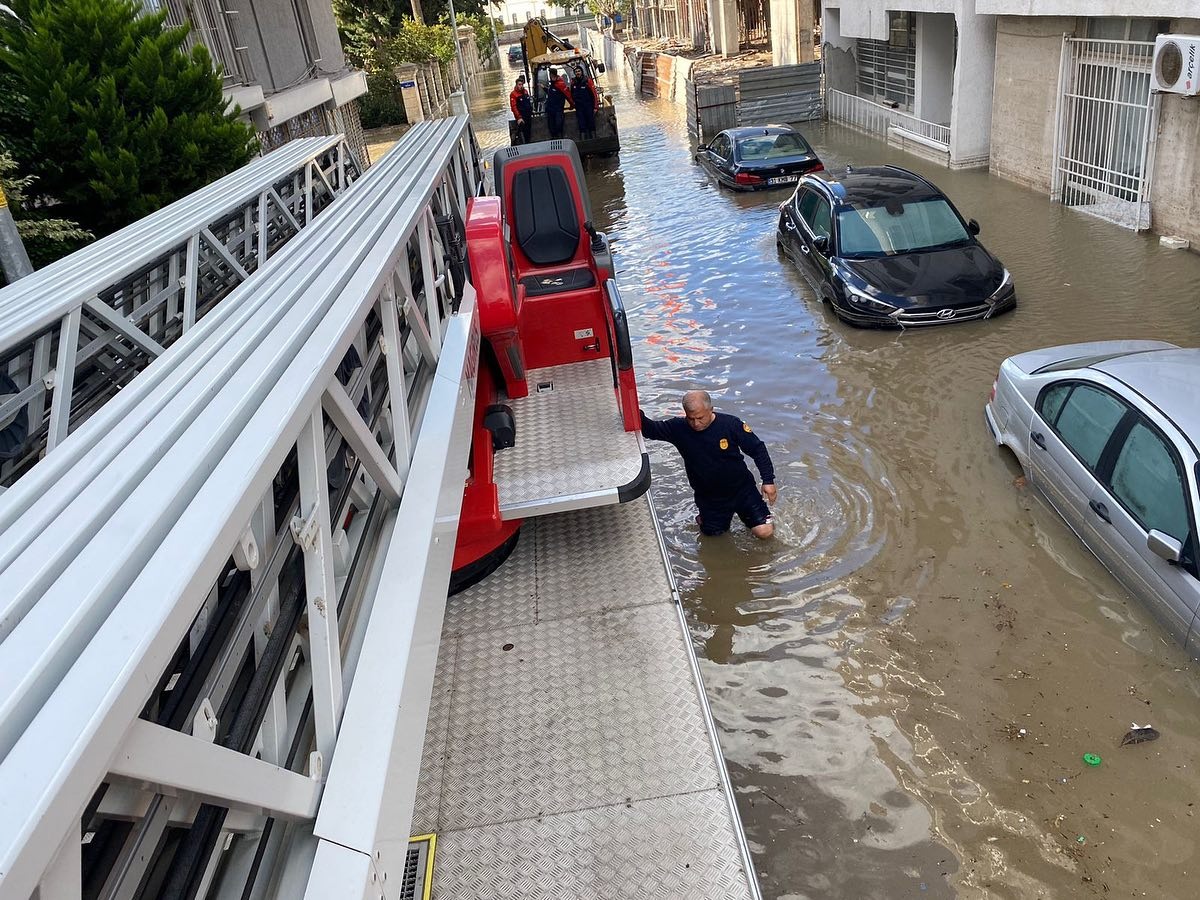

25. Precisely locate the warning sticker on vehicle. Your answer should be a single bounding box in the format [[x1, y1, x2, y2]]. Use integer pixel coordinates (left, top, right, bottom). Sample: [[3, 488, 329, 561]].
[[574, 328, 594, 339]]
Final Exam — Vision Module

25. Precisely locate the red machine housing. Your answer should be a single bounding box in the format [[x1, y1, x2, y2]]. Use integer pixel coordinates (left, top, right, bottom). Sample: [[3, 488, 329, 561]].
[[450, 142, 640, 592]]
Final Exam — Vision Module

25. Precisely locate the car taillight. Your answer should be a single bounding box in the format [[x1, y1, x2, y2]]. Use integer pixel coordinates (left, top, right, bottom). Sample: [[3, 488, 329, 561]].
[[735, 172, 763, 185], [810, 162, 825, 172]]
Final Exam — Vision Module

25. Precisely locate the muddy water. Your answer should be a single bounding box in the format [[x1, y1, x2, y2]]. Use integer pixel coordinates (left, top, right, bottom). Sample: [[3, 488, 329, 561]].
[[469, 60, 1200, 898]]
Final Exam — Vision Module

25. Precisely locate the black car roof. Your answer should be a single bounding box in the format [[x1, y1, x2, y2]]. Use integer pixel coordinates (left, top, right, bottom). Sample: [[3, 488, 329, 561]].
[[723, 125, 800, 139], [804, 165, 943, 207]]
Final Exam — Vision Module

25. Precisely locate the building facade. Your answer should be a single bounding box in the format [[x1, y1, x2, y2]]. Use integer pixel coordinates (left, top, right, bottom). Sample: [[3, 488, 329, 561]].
[[823, 1, 1200, 242], [500, 0, 587, 26], [822, 0, 996, 169], [149, 0, 370, 167]]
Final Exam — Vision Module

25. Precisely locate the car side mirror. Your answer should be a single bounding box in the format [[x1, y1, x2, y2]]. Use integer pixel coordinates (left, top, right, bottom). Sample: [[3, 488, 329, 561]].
[[696, 144, 708, 152], [813, 235, 830, 254], [967, 218, 981, 235], [1148, 529, 1183, 564]]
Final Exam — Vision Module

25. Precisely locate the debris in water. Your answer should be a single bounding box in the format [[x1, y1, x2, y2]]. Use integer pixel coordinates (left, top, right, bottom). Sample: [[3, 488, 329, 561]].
[[1083, 753, 1102, 767], [1120, 724, 1161, 746], [1076, 835, 1086, 844]]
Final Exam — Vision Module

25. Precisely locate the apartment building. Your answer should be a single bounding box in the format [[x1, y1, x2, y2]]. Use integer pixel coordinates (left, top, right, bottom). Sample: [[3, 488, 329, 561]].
[[823, 1, 1200, 242], [151, 0, 370, 166]]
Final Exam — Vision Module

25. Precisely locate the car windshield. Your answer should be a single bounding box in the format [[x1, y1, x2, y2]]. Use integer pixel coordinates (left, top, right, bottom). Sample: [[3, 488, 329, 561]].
[[735, 133, 813, 161], [836, 198, 971, 257]]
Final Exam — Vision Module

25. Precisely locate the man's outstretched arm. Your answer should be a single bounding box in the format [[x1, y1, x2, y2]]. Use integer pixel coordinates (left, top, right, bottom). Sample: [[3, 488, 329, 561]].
[[639, 409, 677, 443]]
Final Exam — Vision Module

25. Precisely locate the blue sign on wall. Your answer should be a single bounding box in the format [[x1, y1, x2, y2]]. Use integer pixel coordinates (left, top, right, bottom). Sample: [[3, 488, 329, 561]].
[[400, 80, 417, 88]]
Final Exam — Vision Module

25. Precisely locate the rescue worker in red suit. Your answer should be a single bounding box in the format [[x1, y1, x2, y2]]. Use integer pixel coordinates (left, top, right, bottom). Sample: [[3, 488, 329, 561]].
[[570, 66, 600, 140], [544, 67, 573, 139], [509, 75, 534, 144]]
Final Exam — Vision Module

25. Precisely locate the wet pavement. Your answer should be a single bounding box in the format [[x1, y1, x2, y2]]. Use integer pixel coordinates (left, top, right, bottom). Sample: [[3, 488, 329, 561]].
[[468, 57, 1200, 899]]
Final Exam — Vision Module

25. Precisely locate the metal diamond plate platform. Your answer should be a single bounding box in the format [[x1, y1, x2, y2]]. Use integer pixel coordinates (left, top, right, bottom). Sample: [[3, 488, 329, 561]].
[[433, 791, 755, 900], [493, 360, 645, 518], [422, 498, 759, 899]]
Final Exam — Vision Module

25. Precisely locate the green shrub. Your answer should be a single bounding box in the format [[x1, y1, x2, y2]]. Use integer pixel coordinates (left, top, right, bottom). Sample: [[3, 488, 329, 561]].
[[0, 0, 257, 238], [359, 73, 408, 128]]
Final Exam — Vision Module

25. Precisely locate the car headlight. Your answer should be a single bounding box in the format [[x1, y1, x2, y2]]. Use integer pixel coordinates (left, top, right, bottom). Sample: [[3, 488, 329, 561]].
[[844, 284, 897, 314], [989, 268, 1013, 300]]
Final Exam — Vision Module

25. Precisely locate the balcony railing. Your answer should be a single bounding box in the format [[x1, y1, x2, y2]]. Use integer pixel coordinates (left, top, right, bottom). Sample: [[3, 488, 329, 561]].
[[165, 0, 256, 88], [826, 88, 950, 148]]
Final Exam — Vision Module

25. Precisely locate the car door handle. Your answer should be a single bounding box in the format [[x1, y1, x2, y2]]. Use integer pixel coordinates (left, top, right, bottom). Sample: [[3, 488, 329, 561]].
[[784, 219, 797, 232], [1089, 499, 1112, 524], [1031, 431, 1046, 450], [799, 244, 810, 255]]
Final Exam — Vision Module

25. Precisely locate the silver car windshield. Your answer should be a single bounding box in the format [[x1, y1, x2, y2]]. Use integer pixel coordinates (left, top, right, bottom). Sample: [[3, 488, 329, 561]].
[[837, 199, 970, 258]]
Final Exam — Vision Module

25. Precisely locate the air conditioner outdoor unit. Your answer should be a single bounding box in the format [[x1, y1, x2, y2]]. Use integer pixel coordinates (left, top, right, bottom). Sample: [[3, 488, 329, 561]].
[[1151, 34, 1200, 96]]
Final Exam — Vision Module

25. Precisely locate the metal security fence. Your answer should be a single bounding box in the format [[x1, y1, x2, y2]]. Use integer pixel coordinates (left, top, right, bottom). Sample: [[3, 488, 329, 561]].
[[688, 80, 737, 143], [738, 63, 822, 125], [1052, 36, 1159, 231], [826, 89, 950, 147], [688, 63, 822, 143]]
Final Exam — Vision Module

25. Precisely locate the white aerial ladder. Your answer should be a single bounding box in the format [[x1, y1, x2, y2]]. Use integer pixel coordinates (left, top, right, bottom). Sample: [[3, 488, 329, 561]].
[[0, 117, 480, 899], [0, 135, 361, 488]]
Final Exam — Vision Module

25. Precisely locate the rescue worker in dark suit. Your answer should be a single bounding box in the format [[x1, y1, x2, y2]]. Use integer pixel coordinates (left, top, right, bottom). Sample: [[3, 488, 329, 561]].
[[640, 390, 777, 539], [570, 66, 600, 140], [509, 75, 533, 144], [544, 67, 572, 139]]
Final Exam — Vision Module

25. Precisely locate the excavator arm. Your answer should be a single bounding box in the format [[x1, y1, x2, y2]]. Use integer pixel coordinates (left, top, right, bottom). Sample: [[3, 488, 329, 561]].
[[520, 18, 573, 72]]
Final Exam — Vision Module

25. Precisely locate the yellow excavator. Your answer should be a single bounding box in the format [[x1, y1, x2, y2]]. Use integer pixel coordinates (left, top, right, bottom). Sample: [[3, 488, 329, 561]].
[[510, 19, 620, 156]]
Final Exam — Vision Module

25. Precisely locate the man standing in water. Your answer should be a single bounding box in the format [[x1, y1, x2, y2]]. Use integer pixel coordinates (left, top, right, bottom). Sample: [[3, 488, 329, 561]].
[[640, 391, 777, 539]]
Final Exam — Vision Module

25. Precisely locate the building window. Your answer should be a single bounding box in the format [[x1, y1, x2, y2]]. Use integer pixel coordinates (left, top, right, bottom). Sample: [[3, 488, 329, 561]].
[[856, 12, 916, 110], [1085, 17, 1169, 43]]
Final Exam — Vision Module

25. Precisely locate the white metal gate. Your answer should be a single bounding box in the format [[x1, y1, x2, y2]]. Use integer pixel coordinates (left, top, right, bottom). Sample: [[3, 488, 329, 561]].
[[1052, 36, 1160, 231]]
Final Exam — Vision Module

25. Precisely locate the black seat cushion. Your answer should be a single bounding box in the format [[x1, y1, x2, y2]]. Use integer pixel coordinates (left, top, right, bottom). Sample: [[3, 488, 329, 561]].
[[520, 268, 596, 297], [511, 166, 580, 266]]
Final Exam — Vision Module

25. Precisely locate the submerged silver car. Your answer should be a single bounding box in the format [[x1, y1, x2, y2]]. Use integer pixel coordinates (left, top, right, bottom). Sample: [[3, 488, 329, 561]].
[[985, 341, 1200, 649]]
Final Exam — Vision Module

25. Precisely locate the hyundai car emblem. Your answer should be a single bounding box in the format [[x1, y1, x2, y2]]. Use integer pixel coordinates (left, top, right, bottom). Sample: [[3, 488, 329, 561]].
[[936, 308, 956, 319]]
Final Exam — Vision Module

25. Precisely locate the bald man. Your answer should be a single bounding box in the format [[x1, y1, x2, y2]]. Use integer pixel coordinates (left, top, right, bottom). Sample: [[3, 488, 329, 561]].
[[640, 391, 777, 539]]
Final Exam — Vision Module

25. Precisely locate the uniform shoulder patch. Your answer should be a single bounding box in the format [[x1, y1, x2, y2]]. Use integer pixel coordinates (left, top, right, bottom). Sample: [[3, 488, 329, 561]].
[[719, 438, 729, 450], [743, 423, 753, 433]]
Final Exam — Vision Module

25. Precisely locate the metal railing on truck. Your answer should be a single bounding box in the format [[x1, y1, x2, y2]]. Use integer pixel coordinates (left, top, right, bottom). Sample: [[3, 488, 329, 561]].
[[0, 135, 361, 488], [0, 116, 481, 899]]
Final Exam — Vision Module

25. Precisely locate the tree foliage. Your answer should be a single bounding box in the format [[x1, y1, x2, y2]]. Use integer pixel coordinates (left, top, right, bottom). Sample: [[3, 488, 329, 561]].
[[0, 0, 257, 237], [586, 0, 626, 21]]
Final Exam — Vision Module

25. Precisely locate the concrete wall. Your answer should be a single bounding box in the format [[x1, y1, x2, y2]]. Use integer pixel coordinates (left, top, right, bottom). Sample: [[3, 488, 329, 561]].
[[1148, 17, 1200, 246], [708, 0, 740, 55], [915, 12, 953, 124], [825, 0, 957, 41], [987, 16, 1072, 192], [821, 6, 858, 93], [771, 0, 817, 65], [977, 0, 1195, 15], [948, 3, 996, 167]]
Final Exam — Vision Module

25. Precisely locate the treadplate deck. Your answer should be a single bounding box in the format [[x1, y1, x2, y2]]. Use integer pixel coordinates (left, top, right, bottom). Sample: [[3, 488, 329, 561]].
[[493, 359, 646, 519], [414, 498, 759, 899]]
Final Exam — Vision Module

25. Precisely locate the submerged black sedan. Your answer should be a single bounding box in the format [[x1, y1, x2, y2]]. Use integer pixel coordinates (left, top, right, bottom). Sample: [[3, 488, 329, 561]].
[[777, 165, 1015, 327], [696, 126, 824, 191]]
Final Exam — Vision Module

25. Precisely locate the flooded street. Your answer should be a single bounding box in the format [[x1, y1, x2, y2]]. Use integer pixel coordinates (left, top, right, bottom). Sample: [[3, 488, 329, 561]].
[[469, 58, 1200, 898]]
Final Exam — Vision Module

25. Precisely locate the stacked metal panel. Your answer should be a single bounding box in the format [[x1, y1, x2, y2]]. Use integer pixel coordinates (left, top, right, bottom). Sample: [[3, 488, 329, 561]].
[[0, 117, 480, 898]]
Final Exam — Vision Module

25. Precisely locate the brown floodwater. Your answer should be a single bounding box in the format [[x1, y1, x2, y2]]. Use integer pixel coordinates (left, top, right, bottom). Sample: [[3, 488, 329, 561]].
[[469, 58, 1200, 899]]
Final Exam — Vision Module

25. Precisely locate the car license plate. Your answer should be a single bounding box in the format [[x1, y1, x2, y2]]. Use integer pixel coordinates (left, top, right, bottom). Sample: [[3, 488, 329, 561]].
[[768, 176, 798, 185]]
